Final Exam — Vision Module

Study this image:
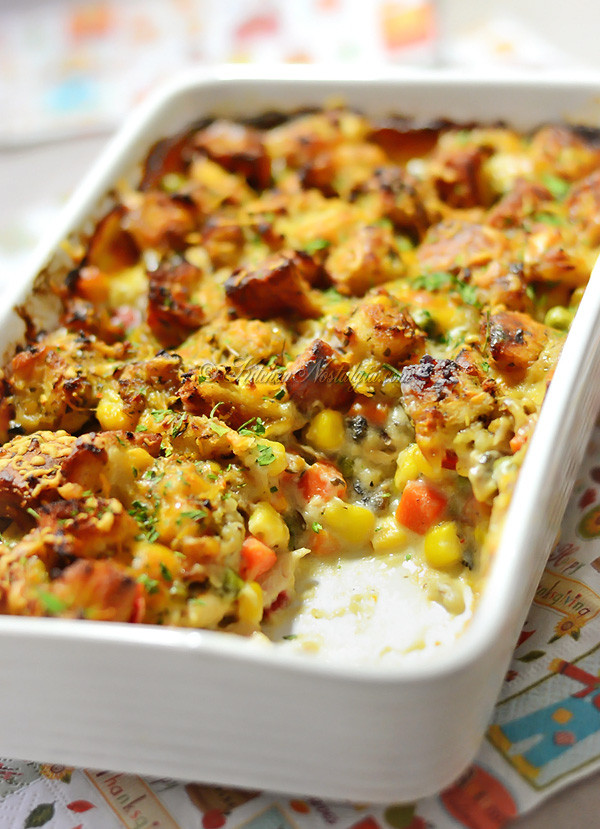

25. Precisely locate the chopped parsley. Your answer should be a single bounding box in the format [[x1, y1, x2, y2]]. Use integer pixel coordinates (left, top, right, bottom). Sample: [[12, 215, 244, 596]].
[[208, 420, 229, 437], [412, 270, 480, 307], [256, 444, 276, 466], [455, 280, 479, 306], [542, 173, 570, 200], [312, 521, 323, 534], [129, 499, 159, 543], [39, 592, 67, 614], [304, 238, 330, 254], [159, 562, 173, 582], [382, 363, 403, 381], [142, 468, 164, 482], [238, 416, 267, 437], [412, 271, 453, 292], [221, 568, 244, 597], [179, 508, 208, 522], [532, 211, 564, 226], [150, 409, 172, 422], [137, 574, 159, 595]]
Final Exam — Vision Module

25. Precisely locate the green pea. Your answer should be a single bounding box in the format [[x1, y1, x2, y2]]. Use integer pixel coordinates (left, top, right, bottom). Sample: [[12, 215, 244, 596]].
[[161, 172, 186, 193], [544, 305, 573, 330], [411, 308, 439, 337]]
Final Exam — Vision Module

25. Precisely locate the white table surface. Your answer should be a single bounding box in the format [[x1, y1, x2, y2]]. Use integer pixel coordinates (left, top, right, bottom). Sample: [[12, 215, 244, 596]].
[[3, 132, 600, 829]]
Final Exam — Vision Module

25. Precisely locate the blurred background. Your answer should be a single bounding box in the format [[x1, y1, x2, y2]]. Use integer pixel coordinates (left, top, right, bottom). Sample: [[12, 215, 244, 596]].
[[1, 0, 598, 278]]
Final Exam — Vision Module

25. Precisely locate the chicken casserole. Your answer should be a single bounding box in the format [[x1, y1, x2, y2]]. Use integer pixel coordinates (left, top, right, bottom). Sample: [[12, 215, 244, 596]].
[[0, 108, 597, 641]]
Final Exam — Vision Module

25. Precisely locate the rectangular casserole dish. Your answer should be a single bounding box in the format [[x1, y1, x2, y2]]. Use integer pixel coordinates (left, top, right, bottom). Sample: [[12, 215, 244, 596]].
[[3, 67, 600, 803]]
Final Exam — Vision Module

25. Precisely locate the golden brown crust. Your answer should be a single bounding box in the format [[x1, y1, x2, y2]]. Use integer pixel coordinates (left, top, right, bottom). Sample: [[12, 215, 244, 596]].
[[401, 355, 498, 466], [285, 339, 354, 412], [147, 260, 204, 347], [326, 225, 404, 296], [123, 191, 197, 253], [431, 144, 493, 209], [225, 250, 322, 319], [340, 290, 425, 364], [0, 431, 105, 522], [2, 108, 598, 629], [483, 311, 549, 373], [194, 120, 271, 191], [487, 178, 552, 228]]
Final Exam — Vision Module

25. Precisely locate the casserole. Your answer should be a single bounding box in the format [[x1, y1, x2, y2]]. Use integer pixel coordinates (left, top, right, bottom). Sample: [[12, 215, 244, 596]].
[[2, 68, 600, 802]]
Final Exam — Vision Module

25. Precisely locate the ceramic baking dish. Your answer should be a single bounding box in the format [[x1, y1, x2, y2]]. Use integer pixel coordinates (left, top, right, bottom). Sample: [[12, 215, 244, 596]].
[[3, 68, 600, 803]]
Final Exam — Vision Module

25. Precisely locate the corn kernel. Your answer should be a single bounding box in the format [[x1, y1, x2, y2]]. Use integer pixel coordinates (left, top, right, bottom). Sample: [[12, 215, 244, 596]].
[[306, 409, 345, 453], [256, 439, 288, 476], [107, 265, 147, 307], [127, 447, 155, 476], [248, 502, 290, 549], [423, 521, 463, 569], [394, 443, 441, 491], [372, 516, 409, 553], [394, 444, 420, 491], [96, 388, 134, 431], [187, 592, 230, 628], [323, 499, 375, 547], [131, 542, 182, 580], [237, 581, 264, 626], [430, 305, 456, 331], [474, 521, 487, 548]]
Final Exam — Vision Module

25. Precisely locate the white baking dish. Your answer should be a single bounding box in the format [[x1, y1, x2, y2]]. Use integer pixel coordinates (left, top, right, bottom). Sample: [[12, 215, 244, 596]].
[[3, 67, 600, 803]]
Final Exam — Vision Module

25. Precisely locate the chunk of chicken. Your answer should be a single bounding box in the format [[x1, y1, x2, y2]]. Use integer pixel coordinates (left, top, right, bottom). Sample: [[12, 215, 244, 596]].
[[225, 250, 322, 319], [194, 120, 271, 190], [147, 260, 204, 347], [483, 311, 549, 372], [401, 355, 498, 467], [285, 339, 354, 412], [340, 290, 425, 364]]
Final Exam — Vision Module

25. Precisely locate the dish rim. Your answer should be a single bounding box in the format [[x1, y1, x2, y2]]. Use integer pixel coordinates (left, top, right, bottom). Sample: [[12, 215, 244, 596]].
[[4, 65, 600, 683]]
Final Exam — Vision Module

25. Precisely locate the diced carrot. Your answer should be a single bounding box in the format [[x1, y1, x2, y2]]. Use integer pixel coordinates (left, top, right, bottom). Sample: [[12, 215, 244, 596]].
[[310, 528, 341, 557], [395, 479, 447, 535], [349, 398, 389, 427], [298, 462, 347, 501], [128, 585, 146, 624], [509, 423, 531, 453], [239, 536, 277, 581], [77, 266, 109, 304]]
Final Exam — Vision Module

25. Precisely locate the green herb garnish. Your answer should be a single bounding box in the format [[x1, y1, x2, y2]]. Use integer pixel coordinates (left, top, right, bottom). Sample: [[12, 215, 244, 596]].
[[256, 444, 276, 466], [129, 499, 159, 543], [137, 574, 159, 595], [304, 238, 331, 254], [159, 562, 173, 582], [39, 592, 67, 614], [238, 416, 267, 437], [180, 509, 208, 522], [542, 173, 570, 200]]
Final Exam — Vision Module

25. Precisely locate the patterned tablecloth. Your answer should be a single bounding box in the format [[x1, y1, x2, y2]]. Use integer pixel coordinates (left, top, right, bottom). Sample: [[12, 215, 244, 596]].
[[3, 2, 600, 827]]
